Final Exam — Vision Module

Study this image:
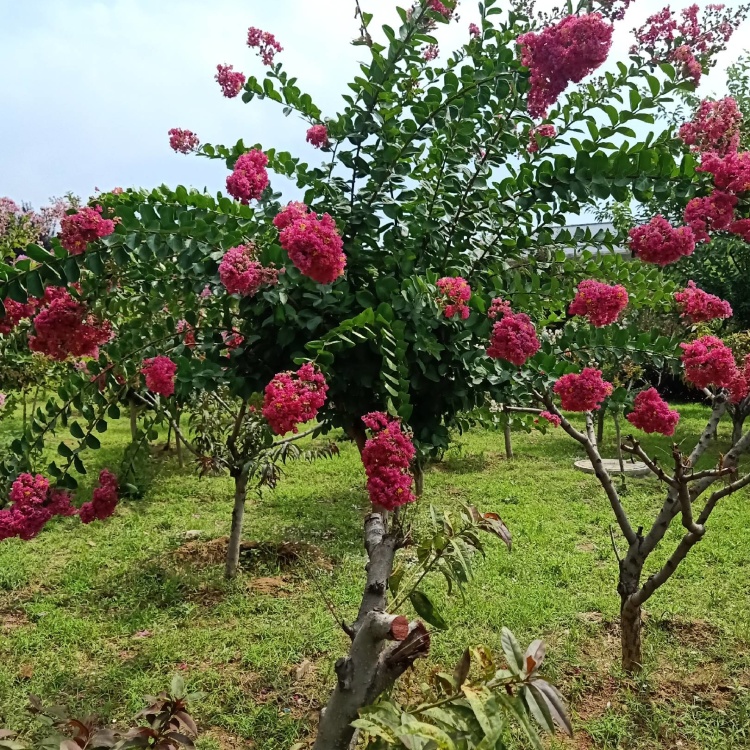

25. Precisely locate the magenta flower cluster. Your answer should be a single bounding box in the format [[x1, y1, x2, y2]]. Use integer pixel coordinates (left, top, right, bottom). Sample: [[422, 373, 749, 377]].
[[361, 412, 416, 511], [262, 363, 328, 435], [436, 277, 471, 319], [0, 473, 75, 541], [680, 336, 738, 390], [628, 216, 696, 266], [141, 356, 178, 397], [626, 388, 680, 436], [674, 281, 732, 323], [215, 64, 246, 98], [247, 27, 283, 66], [486, 300, 540, 366], [219, 244, 279, 297], [306, 125, 330, 149], [517, 13, 613, 119], [226, 150, 269, 204], [527, 124, 557, 153], [274, 202, 346, 285], [79, 470, 119, 524], [679, 98, 742, 156], [168, 128, 200, 154], [553, 368, 613, 412], [29, 289, 113, 361], [59, 206, 115, 256], [569, 279, 629, 327]]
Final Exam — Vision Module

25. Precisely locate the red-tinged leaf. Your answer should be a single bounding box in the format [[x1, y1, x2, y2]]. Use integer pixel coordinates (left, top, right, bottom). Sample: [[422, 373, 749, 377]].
[[174, 712, 197, 736], [524, 639, 545, 675], [531, 679, 573, 736], [481, 512, 512, 550], [452, 648, 471, 689], [166, 732, 195, 749], [90, 730, 117, 747]]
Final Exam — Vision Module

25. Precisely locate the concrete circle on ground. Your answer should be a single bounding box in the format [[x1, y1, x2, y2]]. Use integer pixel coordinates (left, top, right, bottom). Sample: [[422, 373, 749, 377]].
[[574, 459, 652, 477]]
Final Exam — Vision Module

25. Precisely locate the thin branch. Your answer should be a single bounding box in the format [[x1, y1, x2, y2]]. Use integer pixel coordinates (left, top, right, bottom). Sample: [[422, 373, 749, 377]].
[[688, 395, 727, 467], [673, 447, 703, 535], [542, 393, 636, 545], [621, 438, 675, 487], [273, 425, 320, 447], [609, 525, 622, 563], [133, 392, 201, 458], [697, 470, 750, 526], [210, 392, 241, 421], [227, 400, 248, 463]]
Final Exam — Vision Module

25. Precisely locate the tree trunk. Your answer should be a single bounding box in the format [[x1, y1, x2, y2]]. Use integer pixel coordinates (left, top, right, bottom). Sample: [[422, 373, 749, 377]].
[[504, 421, 513, 459], [346, 421, 367, 455], [596, 409, 605, 446], [175, 409, 184, 468], [313, 514, 429, 750], [732, 414, 746, 447], [225, 470, 249, 580], [413, 458, 424, 497], [130, 399, 138, 441], [620, 598, 643, 673]]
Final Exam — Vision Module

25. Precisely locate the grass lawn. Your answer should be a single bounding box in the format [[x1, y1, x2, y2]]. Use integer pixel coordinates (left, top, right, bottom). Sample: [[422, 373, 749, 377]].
[[1, 403, 749, 749]]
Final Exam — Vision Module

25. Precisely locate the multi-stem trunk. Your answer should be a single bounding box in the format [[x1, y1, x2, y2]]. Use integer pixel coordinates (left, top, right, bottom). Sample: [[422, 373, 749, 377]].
[[732, 412, 746, 447], [596, 409, 605, 446], [225, 469, 249, 580]]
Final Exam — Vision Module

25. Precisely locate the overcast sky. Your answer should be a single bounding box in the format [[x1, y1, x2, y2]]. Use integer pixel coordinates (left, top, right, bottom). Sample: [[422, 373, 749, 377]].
[[1, 0, 746, 208]]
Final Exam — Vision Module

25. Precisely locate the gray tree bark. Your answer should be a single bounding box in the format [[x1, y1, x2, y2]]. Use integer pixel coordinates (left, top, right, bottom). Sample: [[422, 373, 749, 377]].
[[225, 469, 249, 580]]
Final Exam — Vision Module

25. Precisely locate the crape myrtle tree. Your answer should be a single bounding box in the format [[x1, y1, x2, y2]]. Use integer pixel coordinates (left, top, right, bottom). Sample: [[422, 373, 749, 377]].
[[2, 0, 750, 743]]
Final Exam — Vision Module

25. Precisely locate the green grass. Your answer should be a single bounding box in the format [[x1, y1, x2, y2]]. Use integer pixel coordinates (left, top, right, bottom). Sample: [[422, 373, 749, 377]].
[[1, 404, 750, 749]]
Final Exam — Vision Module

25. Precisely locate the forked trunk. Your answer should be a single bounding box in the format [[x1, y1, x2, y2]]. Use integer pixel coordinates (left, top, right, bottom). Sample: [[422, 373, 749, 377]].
[[346, 421, 367, 454], [414, 459, 424, 497], [225, 470, 248, 579]]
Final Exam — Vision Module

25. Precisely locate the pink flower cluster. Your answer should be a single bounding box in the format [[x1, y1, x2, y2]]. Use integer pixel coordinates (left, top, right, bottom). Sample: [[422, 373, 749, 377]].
[[538, 411, 561, 428], [0, 297, 38, 335], [488, 297, 512, 320], [469, 23, 481, 38], [674, 281, 732, 323], [626, 388, 680, 436], [141, 356, 178, 397], [423, 44, 440, 61], [79, 470, 119, 524], [632, 4, 744, 85], [599, 0, 635, 22], [436, 277, 471, 319], [698, 151, 750, 194], [262, 363, 328, 435], [361, 412, 416, 511], [528, 124, 557, 153], [226, 150, 270, 204], [568, 279, 628, 326], [0, 473, 75, 541], [684, 191, 737, 242], [215, 64, 246, 99], [729, 218, 750, 241], [679, 98, 742, 156], [29, 290, 112, 361], [274, 202, 346, 284], [247, 27, 283, 66], [306, 125, 329, 149], [628, 216, 696, 266], [428, 0, 452, 17], [553, 368, 613, 412], [222, 329, 245, 350], [168, 128, 200, 154], [517, 13, 613, 119], [176, 319, 197, 348], [728, 354, 750, 404], [59, 206, 115, 255], [680, 335, 737, 390], [487, 310, 540, 366], [218, 244, 279, 297]]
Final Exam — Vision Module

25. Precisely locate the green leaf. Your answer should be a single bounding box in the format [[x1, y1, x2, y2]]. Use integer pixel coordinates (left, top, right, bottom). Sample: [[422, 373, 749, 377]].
[[409, 591, 447, 630], [501, 627, 525, 673]]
